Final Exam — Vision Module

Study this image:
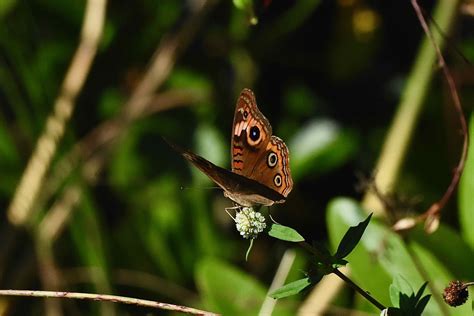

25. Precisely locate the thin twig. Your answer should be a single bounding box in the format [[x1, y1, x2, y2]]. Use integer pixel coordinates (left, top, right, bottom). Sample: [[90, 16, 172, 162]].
[[419, 6, 472, 66], [7, 0, 107, 227], [411, 0, 468, 232], [0, 290, 219, 315]]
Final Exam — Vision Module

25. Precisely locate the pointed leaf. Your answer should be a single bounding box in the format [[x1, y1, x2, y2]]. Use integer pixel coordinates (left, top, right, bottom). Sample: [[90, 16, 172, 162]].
[[334, 213, 372, 259], [399, 293, 413, 312], [270, 277, 311, 299], [415, 282, 428, 302], [415, 295, 431, 315], [268, 224, 305, 242]]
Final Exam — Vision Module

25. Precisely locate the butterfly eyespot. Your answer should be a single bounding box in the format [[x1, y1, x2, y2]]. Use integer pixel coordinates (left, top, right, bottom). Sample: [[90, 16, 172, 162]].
[[274, 174, 282, 187], [249, 126, 260, 142], [267, 152, 278, 168], [243, 111, 249, 119]]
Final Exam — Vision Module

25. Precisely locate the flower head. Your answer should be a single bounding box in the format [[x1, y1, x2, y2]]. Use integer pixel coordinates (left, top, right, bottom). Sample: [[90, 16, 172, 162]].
[[235, 207, 266, 239], [443, 280, 469, 307]]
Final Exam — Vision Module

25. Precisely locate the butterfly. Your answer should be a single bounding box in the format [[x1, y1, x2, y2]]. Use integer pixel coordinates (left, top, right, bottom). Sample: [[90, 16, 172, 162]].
[[168, 88, 293, 207]]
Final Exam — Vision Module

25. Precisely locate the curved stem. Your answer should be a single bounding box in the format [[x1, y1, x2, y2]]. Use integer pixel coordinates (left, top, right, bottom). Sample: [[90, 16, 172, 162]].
[[411, 0, 468, 230], [362, 0, 460, 217]]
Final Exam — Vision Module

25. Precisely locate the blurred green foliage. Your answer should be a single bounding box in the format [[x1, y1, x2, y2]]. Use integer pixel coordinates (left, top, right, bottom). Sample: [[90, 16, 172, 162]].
[[0, 0, 473, 315]]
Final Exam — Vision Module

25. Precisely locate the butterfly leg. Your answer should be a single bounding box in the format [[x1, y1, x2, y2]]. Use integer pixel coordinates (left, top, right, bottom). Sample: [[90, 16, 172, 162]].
[[225, 204, 242, 220]]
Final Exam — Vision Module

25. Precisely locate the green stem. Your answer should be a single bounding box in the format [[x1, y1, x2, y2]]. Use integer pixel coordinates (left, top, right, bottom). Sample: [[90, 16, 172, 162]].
[[299, 241, 386, 311], [362, 0, 460, 216]]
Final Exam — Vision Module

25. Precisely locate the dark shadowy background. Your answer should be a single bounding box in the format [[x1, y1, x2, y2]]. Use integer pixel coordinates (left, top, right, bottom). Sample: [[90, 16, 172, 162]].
[[0, 0, 473, 314]]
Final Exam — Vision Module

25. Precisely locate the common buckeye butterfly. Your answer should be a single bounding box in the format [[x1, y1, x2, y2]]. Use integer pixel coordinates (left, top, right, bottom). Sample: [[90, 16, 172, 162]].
[[169, 88, 293, 207]]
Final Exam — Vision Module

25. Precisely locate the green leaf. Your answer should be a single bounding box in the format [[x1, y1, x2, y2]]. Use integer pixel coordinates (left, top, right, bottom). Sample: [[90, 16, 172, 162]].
[[390, 283, 401, 307], [196, 257, 297, 315], [391, 281, 430, 315], [270, 278, 312, 299], [233, 0, 251, 10], [414, 282, 428, 302], [196, 257, 266, 314], [289, 119, 359, 180], [334, 213, 372, 259], [389, 276, 416, 309], [327, 198, 392, 308], [409, 224, 474, 280], [392, 275, 414, 301], [415, 295, 431, 315], [459, 113, 474, 248], [326, 197, 472, 314], [268, 224, 305, 242]]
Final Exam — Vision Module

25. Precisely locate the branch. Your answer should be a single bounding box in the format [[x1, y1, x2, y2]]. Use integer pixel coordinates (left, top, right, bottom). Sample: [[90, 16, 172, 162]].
[[0, 290, 218, 315]]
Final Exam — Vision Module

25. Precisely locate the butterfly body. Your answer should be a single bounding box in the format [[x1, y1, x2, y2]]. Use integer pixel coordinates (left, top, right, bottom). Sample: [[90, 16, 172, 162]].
[[171, 88, 293, 207]]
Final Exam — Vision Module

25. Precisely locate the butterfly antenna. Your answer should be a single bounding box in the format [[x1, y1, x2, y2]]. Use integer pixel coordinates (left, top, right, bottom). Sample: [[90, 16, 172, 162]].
[[180, 185, 221, 191]]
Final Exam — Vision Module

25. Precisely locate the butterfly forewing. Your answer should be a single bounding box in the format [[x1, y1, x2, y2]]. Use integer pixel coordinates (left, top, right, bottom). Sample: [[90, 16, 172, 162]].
[[231, 89, 272, 175], [231, 89, 293, 197]]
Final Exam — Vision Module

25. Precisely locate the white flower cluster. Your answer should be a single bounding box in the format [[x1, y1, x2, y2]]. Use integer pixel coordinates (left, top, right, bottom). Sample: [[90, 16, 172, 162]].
[[235, 207, 266, 239]]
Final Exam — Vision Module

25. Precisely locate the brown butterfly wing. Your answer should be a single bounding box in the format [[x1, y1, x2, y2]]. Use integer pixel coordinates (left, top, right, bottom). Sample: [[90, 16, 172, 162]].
[[166, 140, 286, 206], [231, 89, 293, 197], [250, 136, 293, 197], [231, 89, 272, 175]]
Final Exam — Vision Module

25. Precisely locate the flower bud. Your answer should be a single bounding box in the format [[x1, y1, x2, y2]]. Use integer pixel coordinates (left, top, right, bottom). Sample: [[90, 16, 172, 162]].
[[443, 280, 469, 307]]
